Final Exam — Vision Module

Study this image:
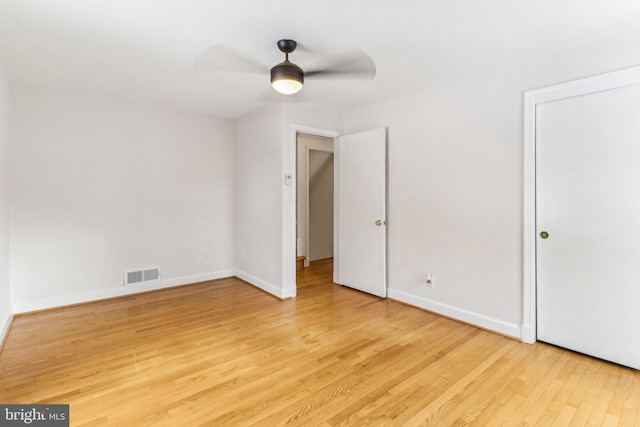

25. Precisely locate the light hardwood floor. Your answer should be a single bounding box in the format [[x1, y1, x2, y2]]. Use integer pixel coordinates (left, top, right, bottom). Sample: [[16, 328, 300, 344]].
[[1, 259, 638, 426]]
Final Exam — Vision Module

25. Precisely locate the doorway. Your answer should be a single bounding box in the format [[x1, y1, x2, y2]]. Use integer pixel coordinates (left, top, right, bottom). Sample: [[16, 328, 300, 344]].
[[286, 125, 387, 298], [296, 133, 334, 271]]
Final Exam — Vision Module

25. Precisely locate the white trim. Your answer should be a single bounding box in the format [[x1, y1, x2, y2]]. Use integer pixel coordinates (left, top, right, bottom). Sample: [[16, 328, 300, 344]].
[[285, 124, 341, 297], [522, 65, 640, 345], [12, 270, 235, 314], [389, 288, 522, 339], [0, 308, 13, 349], [333, 136, 340, 284], [305, 142, 309, 266], [234, 269, 294, 299], [522, 85, 537, 345]]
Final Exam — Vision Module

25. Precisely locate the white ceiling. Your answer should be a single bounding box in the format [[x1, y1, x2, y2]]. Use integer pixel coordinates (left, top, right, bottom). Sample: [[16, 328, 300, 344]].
[[1, 0, 640, 118]]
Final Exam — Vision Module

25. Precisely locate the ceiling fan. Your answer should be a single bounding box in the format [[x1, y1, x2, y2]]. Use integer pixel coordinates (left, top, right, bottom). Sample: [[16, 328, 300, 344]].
[[195, 39, 376, 96]]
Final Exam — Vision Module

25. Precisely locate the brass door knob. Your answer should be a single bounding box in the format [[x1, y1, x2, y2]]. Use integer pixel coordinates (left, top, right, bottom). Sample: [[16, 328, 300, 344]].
[[540, 231, 549, 239], [375, 220, 383, 226]]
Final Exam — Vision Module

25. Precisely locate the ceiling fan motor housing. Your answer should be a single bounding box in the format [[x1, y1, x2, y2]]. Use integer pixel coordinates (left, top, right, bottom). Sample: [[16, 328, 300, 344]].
[[271, 61, 304, 85]]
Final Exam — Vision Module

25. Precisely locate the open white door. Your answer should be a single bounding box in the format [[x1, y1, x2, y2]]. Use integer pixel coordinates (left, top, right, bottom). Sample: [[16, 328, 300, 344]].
[[335, 128, 386, 298]]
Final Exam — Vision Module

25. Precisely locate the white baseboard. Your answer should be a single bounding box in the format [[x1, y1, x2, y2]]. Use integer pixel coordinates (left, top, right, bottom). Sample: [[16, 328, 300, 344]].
[[234, 270, 289, 299], [12, 270, 236, 314], [521, 324, 535, 344], [388, 288, 522, 340], [282, 286, 296, 299]]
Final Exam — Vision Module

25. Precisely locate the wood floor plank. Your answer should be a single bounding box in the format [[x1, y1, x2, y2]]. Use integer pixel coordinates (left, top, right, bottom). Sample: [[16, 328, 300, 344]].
[[0, 259, 638, 426]]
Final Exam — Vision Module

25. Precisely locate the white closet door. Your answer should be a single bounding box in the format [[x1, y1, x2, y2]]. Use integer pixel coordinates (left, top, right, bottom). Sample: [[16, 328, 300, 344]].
[[536, 83, 640, 369]]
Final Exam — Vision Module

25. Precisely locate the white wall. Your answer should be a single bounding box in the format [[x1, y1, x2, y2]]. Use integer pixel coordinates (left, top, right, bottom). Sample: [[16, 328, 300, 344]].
[[0, 64, 11, 340], [234, 105, 285, 296], [9, 84, 236, 312], [235, 104, 341, 297], [342, 28, 640, 338], [309, 152, 334, 261]]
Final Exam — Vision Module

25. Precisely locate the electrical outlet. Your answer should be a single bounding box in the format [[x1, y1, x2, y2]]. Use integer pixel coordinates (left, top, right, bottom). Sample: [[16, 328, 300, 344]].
[[197, 256, 203, 265], [426, 273, 434, 288]]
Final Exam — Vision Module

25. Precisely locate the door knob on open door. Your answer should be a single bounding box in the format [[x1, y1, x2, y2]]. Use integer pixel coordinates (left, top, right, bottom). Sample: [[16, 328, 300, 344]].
[[540, 231, 549, 239], [375, 220, 383, 226]]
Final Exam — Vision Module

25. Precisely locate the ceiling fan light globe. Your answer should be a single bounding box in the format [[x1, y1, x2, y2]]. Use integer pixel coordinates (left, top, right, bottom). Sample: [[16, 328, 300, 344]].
[[272, 78, 303, 95], [271, 61, 304, 95]]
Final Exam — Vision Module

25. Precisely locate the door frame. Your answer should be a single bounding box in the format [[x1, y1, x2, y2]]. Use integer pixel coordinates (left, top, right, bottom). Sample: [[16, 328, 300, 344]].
[[284, 125, 340, 296], [522, 65, 640, 344]]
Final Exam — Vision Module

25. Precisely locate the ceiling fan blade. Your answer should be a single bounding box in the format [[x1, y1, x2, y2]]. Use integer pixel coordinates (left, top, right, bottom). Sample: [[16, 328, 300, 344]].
[[305, 48, 376, 80], [194, 45, 268, 74]]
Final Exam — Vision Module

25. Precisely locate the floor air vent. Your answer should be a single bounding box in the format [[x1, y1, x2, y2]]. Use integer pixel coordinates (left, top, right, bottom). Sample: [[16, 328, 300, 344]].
[[125, 267, 160, 285]]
